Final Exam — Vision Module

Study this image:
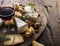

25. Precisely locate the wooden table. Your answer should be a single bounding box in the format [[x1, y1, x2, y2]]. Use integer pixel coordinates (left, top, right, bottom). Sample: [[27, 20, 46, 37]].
[[37, 0, 60, 46], [20, 0, 60, 46]]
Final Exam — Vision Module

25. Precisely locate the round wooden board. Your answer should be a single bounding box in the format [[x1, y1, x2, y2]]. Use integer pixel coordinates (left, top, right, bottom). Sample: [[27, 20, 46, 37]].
[[14, 0, 47, 46], [0, 0, 47, 46]]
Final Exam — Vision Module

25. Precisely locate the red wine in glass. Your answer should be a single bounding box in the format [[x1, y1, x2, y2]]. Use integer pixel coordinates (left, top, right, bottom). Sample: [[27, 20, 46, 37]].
[[0, 7, 14, 21], [0, 7, 18, 34]]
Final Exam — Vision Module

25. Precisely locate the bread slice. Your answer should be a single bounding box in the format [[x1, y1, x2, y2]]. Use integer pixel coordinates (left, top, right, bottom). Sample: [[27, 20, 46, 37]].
[[4, 34, 24, 45], [32, 40, 45, 46], [4, 35, 14, 45], [13, 34, 24, 45]]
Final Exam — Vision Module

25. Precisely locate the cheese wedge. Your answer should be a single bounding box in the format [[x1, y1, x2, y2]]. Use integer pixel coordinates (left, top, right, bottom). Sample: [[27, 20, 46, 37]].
[[32, 40, 45, 46], [15, 17, 28, 33]]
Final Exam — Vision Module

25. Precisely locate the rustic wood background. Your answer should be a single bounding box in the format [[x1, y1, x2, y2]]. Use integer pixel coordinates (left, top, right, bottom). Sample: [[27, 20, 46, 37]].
[[0, 0, 60, 46]]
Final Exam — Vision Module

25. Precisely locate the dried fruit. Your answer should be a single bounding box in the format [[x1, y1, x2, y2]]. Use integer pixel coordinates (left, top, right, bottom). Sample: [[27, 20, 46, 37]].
[[25, 27, 35, 37]]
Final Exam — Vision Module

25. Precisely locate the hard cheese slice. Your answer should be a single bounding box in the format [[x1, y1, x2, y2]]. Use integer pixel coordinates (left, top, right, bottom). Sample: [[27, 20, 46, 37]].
[[15, 17, 28, 33], [32, 40, 45, 46]]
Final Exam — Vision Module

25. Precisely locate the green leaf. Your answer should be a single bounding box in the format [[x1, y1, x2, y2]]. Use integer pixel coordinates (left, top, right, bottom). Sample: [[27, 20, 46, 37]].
[[0, 35, 10, 41], [28, 3, 35, 8]]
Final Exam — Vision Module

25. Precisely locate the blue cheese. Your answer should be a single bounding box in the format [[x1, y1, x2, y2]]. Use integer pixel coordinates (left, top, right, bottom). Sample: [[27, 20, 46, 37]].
[[26, 12, 39, 18], [15, 17, 28, 33]]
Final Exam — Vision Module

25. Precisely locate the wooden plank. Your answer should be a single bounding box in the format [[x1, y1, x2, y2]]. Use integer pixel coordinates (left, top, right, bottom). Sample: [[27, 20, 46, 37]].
[[41, 0, 60, 46]]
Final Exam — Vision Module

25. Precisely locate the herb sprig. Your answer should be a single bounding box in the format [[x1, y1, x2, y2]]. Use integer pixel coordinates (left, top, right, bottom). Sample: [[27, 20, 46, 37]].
[[0, 35, 10, 41], [28, 3, 35, 8]]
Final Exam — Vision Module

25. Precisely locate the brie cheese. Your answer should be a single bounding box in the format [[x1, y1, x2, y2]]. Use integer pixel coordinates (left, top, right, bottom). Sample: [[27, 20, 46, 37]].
[[15, 17, 28, 33]]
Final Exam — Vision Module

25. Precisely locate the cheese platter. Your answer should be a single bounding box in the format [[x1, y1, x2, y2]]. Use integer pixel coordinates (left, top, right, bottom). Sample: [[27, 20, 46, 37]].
[[0, 1, 47, 46]]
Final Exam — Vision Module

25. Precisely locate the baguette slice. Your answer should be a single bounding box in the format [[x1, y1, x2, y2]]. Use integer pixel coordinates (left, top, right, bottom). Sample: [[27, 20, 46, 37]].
[[4, 35, 14, 45], [13, 34, 24, 45], [32, 40, 45, 46], [4, 34, 24, 45]]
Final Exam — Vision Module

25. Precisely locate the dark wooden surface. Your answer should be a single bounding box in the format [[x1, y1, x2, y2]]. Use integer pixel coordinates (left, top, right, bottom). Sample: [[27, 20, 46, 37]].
[[37, 0, 60, 46], [23, 0, 60, 46], [22, 0, 60, 46]]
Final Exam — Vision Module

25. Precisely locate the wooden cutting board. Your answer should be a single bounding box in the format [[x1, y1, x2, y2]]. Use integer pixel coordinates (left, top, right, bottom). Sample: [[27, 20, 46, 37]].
[[0, 0, 47, 46], [15, 0, 47, 46]]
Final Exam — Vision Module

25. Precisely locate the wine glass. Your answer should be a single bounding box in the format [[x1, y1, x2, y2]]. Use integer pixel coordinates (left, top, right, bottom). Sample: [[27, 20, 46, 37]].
[[0, 0, 15, 35], [0, 0, 15, 24]]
